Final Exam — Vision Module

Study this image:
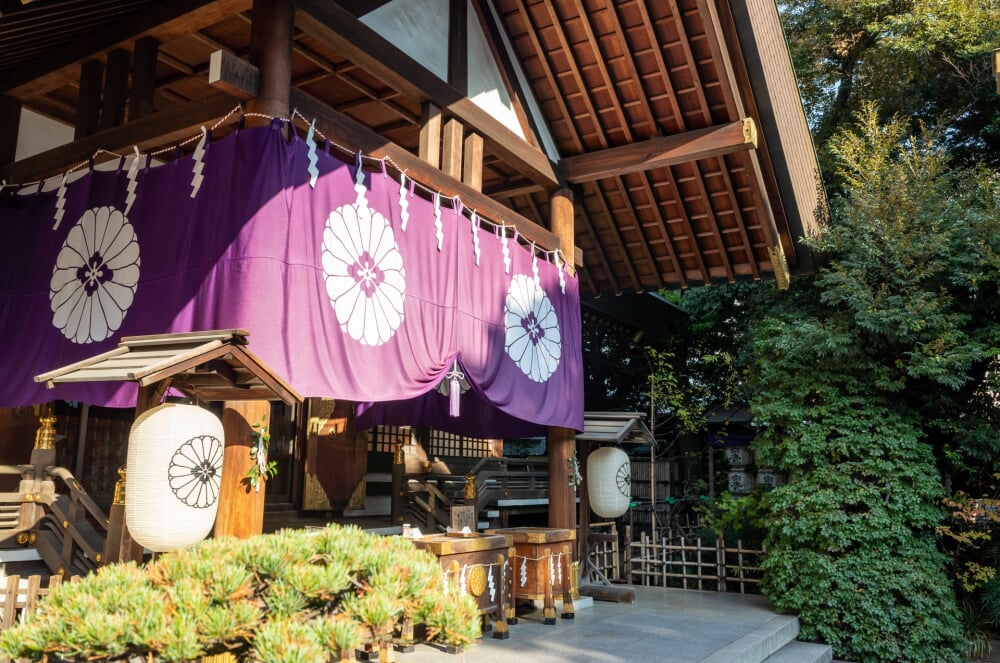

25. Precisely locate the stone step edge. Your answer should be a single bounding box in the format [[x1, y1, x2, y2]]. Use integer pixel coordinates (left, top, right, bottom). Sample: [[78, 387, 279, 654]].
[[762, 640, 833, 663], [699, 614, 799, 663]]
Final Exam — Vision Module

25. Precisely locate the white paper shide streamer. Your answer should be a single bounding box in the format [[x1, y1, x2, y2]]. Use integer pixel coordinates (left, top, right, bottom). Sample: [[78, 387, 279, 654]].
[[305, 120, 319, 188], [190, 126, 208, 198]]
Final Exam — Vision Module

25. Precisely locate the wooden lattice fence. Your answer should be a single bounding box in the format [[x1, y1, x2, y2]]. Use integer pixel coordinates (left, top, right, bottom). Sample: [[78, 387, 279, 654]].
[[628, 532, 764, 594], [0, 574, 61, 630]]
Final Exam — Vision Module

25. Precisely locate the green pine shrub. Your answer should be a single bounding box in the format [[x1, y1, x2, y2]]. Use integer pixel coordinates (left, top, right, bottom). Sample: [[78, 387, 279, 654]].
[[0, 524, 480, 662]]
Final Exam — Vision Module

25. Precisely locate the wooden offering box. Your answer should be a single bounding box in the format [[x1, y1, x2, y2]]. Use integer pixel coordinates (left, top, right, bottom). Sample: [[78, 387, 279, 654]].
[[486, 527, 575, 625], [412, 533, 514, 640]]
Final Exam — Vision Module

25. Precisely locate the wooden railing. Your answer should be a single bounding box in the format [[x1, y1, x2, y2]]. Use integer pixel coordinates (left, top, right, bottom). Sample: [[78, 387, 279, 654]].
[[401, 457, 550, 533], [0, 574, 61, 629]]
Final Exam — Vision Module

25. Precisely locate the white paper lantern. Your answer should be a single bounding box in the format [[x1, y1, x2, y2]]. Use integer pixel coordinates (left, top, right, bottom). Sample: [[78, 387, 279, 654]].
[[126, 403, 225, 552], [587, 446, 631, 518]]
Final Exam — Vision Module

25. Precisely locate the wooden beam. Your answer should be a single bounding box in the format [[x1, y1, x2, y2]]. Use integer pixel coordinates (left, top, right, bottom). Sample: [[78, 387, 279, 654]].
[[74, 60, 103, 140], [442, 117, 463, 180], [295, 0, 559, 190], [1, 91, 240, 184], [291, 89, 576, 262], [208, 50, 258, 100], [0, 0, 252, 98], [994, 48, 1000, 95], [448, 0, 468, 94], [214, 400, 269, 539], [562, 119, 757, 183], [418, 102, 442, 169], [129, 37, 160, 120]]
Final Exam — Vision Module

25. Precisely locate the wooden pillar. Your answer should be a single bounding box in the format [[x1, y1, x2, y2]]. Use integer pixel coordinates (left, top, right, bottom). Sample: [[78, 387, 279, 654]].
[[129, 37, 159, 120], [214, 400, 270, 538], [547, 188, 576, 534], [100, 49, 131, 130], [246, 0, 294, 124], [75, 59, 103, 139], [418, 103, 442, 168], [0, 95, 20, 165], [463, 132, 484, 190], [576, 437, 591, 568], [448, 0, 468, 94], [390, 439, 405, 525], [442, 118, 464, 180]]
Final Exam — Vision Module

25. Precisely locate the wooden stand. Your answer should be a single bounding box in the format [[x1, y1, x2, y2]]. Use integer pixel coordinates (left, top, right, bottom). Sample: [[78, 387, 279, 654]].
[[411, 533, 513, 642], [486, 527, 575, 625]]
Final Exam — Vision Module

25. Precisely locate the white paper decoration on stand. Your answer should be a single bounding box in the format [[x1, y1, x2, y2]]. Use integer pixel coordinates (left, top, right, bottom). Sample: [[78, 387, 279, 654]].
[[588, 446, 631, 518], [126, 403, 225, 552]]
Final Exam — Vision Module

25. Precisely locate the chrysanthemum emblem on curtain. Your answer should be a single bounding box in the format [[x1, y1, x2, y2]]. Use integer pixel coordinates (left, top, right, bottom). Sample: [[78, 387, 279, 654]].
[[503, 274, 561, 382], [49, 206, 141, 344], [321, 202, 406, 346]]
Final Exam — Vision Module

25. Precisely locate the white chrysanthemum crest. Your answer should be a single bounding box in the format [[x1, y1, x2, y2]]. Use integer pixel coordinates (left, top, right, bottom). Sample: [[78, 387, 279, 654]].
[[190, 126, 207, 199], [433, 193, 443, 251], [305, 119, 319, 188], [52, 173, 68, 230], [398, 172, 410, 232], [124, 146, 142, 215], [471, 211, 481, 265]]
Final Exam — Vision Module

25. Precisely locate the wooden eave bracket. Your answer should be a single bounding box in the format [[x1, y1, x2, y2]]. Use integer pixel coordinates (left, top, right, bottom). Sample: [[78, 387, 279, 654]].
[[562, 119, 758, 184], [767, 243, 790, 290], [994, 49, 1000, 95]]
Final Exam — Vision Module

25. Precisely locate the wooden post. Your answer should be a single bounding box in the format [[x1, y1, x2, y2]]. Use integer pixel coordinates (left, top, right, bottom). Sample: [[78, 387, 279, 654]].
[[246, 0, 294, 124], [547, 188, 576, 534], [418, 103, 442, 168], [390, 440, 405, 525], [75, 59, 103, 139], [0, 95, 20, 165], [129, 37, 160, 120], [576, 437, 591, 570], [99, 49, 130, 130], [214, 400, 270, 538], [442, 118, 464, 180]]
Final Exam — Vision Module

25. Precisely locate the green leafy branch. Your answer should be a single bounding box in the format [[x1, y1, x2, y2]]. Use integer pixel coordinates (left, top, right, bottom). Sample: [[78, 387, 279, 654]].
[[244, 415, 278, 491]]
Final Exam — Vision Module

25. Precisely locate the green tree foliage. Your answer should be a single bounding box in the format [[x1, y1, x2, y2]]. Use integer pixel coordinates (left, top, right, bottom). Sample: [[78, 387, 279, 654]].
[[779, 0, 1000, 175], [748, 106, 1000, 662]]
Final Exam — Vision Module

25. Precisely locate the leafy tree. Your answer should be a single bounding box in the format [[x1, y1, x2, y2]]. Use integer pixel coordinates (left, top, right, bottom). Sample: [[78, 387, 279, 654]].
[[779, 0, 1000, 177], [746, 106, 1000, 661]]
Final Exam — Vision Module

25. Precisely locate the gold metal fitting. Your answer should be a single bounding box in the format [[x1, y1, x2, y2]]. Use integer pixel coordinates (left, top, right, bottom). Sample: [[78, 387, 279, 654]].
[[28, 533, 36, 543], [464, 473, 478, 500], [62, 520, 68, 529], [112, 467, 127, 505], [33, 415, 57, 450], [393, 441, 405, 465], [16, 533, 28, 544]]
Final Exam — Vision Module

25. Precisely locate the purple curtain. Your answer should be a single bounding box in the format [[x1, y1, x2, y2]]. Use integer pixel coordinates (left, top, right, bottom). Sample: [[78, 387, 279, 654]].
[[0, 121, 583, 436]]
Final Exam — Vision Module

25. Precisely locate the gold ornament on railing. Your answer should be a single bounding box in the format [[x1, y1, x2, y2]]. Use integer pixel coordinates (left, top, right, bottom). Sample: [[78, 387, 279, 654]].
[[464, 473, 478, 500], [113, 467, 127, 506], [34, 415, 57, 450], [393, 441, 404, 465]]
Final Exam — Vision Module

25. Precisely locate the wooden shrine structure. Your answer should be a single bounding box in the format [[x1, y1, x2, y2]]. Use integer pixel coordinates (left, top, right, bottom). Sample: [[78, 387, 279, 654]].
[[0, 0, 824, 555]]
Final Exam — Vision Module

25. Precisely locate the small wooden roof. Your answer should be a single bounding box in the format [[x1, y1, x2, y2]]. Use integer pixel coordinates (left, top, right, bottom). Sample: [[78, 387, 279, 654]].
[[578, 412, 654, 445], [34, 329, 301, 405]]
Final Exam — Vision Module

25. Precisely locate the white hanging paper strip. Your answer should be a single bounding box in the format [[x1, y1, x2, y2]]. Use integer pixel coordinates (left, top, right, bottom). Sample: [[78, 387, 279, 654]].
[[488, 565, 496, 602], [124, 147, 142, 215], [398, 172, 410, 232], [190, 126, 207, 199], [353, 153, 367, 205], [459, 564, 468, 596], [502, 226, 511, 275], [531, 244, 540, 290], [52, 173, 68, 231], [557, 552, 563, 585], [520, 557, 527, 587], [305, 120, 319, 189], [549, 553, 556, 585], [557, 251, 567, 294], [433, 193, 443, 251], [443, 568, 451, 596], [471, 211, 481, 265]]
